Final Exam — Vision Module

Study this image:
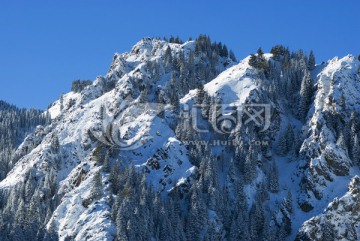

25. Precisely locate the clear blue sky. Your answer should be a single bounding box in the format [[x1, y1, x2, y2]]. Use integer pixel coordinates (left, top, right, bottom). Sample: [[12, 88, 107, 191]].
[[0, 1, 359, 109]]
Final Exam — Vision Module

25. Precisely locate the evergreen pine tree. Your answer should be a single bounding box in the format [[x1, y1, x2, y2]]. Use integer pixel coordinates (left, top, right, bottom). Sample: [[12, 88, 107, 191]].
[[352, 134, 360, 166], [269, 160, 279, 193], [249, 199, 265, 240], [221, 44, 228, 57], [229, 50, 237, 62], [308, 50, 316, 70], [164, 46, 173, 72], [103, 151, 110, 173], [59, 94, 64, 112], [196, 83, 205, 105], [91, 171, 103, 201], [284, 190, 293, 214], [339, 93, 346, 108], [93, 143, 106, 164], [270, 45, 286, 61], [277, 131, 288, 156], [257, 47, 264, 57], [299, 73, 313, 120], [249, 54, 258, 68], [51, 134, 60, 153], [186, 187, 208, 241]]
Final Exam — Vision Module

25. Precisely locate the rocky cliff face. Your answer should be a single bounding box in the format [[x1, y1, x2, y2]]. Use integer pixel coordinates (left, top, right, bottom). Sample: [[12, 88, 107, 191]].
[[296, 176, 360, 240], [298, 55, 360, 212]]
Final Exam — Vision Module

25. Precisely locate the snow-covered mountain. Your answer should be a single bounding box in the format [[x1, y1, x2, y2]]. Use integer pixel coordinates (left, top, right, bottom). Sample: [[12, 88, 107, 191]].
[[0, 37, 359, 241]]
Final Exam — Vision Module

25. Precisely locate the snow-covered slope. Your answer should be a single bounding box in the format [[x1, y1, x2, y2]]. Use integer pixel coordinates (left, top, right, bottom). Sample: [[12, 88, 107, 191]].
[[296, 176, 360, 241], [204, 55, 258, 104], [0, 37, 233, 240], [181, 55, 258, 105], [314, 55, 360, 112]]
